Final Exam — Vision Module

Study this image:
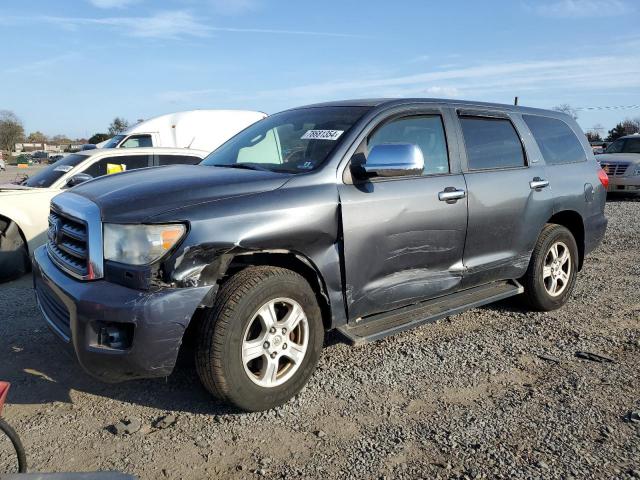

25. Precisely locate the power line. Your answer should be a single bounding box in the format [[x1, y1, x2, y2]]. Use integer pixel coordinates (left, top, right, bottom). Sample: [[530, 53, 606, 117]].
[[575, 105, 640, 112]]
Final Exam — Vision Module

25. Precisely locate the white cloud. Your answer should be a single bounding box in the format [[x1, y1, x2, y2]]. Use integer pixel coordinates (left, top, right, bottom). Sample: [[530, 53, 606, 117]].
[[89, 0, 138, 8], [528, 0, 635, 17], [23, 11, 362, 40]]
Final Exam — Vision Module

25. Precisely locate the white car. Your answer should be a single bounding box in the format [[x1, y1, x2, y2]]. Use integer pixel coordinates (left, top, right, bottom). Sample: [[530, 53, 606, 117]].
[[597, 134, 640, 195], [98, 110, 267, 151], [0, 147, 209, 281]]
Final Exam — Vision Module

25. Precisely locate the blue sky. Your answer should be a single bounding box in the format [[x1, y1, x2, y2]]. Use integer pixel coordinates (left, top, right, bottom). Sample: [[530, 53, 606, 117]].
[[1, 0, 639, 139]]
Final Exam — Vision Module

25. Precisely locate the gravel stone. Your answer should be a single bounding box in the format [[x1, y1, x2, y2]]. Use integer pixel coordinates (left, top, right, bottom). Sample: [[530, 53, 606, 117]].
[[0, 197, 638, 479]]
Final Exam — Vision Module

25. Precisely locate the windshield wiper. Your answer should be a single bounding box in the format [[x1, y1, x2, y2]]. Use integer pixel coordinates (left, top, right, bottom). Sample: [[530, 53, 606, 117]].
[[211, 163, 272, 172]]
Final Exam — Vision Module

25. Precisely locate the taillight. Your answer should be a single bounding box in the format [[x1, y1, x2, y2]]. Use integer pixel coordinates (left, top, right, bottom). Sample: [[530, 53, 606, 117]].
[[597, 168, 609, 188]]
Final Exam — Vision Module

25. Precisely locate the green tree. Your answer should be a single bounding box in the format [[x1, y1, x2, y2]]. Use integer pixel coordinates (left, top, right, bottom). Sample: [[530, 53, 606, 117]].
[[586, 131, 602, 143], [0, 110, 25, 154], [606, 119, 640, 142], [108, 117, 129, 136], [88, 133, 110, 144], [50, 134, 72, 145]]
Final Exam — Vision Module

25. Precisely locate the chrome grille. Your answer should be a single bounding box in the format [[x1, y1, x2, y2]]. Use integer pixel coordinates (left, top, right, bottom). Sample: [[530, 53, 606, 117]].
[[599, 161, 630, 177], [47, 209, 89, 278]]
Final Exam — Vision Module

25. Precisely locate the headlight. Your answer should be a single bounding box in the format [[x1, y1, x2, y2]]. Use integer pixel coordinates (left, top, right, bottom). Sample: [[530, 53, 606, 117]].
[[103, 223, 186, 265], [634, 166, 640, 176]]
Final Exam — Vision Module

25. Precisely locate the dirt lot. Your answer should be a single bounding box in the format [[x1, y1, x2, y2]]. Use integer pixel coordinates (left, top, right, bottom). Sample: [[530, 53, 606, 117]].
[[0, 197, 638, 479], [0, 164, 45, 185]]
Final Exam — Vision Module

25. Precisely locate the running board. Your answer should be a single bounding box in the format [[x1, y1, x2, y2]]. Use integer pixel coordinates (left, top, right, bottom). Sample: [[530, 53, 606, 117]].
[[338, 280, 524, 346]]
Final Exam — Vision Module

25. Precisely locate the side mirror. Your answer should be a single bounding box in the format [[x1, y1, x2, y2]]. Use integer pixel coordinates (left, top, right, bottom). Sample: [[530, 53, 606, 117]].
[[353, 144, 424, 179], [66, 173, 93, 188]]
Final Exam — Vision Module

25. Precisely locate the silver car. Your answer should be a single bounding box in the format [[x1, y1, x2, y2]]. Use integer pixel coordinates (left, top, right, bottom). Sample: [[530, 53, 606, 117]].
[[597, 133, 640, 195]]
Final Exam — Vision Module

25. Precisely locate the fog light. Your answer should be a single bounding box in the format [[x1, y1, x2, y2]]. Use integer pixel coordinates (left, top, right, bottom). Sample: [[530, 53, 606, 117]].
[[97, 323, 133, 350]]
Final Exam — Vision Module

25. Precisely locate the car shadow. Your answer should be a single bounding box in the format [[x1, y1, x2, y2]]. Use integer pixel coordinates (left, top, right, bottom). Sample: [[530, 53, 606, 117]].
[[606, 192, 640, 202], [0, 274, 347, 415]]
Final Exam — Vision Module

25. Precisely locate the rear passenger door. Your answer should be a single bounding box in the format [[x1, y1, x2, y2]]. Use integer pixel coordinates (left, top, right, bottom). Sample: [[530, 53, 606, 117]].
[[455, 110, 554, 288]]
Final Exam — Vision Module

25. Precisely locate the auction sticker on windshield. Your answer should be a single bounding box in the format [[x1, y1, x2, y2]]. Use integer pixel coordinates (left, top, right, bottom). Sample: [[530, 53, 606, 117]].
[[54, 165, 74, 173], [301, 130, 344, 140]]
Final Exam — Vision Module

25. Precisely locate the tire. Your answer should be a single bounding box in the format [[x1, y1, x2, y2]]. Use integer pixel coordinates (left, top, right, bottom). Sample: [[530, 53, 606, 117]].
[[196, 266, 324, 412], [0, 220, 30, 283], [0, 417, 27, 473], [521, 224, 579, 311]]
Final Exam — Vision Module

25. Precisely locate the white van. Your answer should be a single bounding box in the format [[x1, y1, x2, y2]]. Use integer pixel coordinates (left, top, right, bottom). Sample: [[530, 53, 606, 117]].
[[99, 110, 267, 152]]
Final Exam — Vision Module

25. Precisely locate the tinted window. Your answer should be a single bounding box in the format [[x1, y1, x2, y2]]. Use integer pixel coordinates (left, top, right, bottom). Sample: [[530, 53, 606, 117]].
[[605, 137, 640, 154], [121, 135, 153, 148], [82, 155, 152, 178], [460, 117, 525, 170], [201, 106, 371, 174], [24, 154, 87, 188], [368, 116, 449, 175], [157, 154, 202, 166], [523, 115, 586, 164]]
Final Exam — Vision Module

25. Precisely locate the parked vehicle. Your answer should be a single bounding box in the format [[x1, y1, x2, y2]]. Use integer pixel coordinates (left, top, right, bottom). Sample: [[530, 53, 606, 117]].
[[33, 99, 608, 411], [597, 133, 640, 195], [0, 147, 209, 282], [16, 154, 32, 166], [0, 158, 5, 171], [98, 110, 267, 151]]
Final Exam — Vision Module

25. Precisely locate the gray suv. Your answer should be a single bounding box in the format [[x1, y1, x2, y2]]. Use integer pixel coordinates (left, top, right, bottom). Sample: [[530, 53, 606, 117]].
[[33, 99, 608, 411]]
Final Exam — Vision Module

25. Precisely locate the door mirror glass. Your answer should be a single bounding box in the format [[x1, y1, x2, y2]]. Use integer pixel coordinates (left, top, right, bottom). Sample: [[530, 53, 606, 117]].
[[354, 143, 424, 179], [65, 173, 93, 188]]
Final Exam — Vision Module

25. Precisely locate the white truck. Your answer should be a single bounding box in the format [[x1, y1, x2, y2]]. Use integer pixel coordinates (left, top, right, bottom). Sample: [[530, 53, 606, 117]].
[[99, 110, 267, 151]]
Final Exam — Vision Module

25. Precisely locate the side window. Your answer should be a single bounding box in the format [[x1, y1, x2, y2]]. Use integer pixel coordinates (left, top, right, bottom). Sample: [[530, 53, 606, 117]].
[[120, 135, 153, 148], [82, 155, 152, 178], [523, 115, 587, 165], [368, 115, 449, 175], [460, 116, 526, 170], [157, 155, 202, 166]]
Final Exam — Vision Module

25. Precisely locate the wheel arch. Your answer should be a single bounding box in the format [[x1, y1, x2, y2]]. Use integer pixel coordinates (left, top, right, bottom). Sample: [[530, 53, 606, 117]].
[[547, 210, 585, 270], [222, 250, 333, 330]]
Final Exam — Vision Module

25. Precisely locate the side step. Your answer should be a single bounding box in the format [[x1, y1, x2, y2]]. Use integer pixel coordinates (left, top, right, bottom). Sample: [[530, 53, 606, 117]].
[[337, 280, 524, 346]]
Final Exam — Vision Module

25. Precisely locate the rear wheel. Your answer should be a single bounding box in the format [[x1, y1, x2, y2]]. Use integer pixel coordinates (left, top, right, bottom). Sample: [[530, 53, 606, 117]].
[[521, 224, 578, 311], [196, 266, 324, 411], [0, 220, 29, 283]]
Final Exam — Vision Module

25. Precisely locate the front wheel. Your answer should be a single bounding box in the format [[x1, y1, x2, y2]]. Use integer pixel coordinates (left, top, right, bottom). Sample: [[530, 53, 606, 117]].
[[0, 220, 30, 283], [196, 266, 324, 411], [521, 224, 579, 311]]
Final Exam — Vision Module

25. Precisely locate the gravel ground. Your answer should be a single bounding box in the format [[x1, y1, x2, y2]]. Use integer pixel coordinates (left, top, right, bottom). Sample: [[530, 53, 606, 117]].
[[0, 197, 638, 479]]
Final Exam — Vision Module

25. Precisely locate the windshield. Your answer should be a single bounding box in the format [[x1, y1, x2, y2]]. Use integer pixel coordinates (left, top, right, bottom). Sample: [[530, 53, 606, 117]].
[[201, 106, 371, 173], [102, 135, 125, 148], [23, 154, 87, 188], [606, 137, 640, 154]]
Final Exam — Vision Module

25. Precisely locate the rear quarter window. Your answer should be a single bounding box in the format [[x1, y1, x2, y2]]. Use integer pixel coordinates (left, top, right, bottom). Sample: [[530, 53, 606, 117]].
[[523, 115, 586, 165], [157, 155, 202, 166]]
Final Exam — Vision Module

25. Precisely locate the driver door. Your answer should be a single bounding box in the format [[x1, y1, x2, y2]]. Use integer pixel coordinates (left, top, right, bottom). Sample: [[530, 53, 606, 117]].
[[338, 110, 468, 321]]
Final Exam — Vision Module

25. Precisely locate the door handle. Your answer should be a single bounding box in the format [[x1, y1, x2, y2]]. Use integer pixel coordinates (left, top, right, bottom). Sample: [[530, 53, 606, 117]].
[[438, 188, 466, 202], [530, 177, 549, 190]]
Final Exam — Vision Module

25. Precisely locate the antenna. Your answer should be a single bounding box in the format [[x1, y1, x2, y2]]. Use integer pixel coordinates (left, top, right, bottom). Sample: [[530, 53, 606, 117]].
[[514, 96, 519, 106]]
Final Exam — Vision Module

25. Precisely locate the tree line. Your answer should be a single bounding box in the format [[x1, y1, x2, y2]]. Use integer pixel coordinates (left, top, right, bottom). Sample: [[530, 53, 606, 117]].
[[0, 110, 131, 154]]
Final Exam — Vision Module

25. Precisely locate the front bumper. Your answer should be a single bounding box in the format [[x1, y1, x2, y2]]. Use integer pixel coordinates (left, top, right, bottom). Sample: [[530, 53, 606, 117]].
[[607, 175, 640, 193], [32, 245, 212, 382]]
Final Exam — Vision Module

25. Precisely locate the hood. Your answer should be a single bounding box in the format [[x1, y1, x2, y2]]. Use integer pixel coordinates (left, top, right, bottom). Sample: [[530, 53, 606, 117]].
[[0, 184, 55, 195], [70, 164, 292, 222], [597, 153, 640, 164]]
